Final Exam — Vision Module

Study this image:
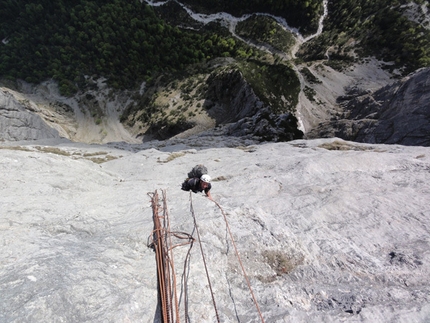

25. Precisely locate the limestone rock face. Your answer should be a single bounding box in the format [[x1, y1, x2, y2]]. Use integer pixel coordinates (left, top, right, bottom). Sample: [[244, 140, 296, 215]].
[[308, 68, 430, 146], [1, 138, 429, 322], [204, 68, 263, 124], [205, 68, 303, 142], [228, 107, 304, 141], [0, 89, 60, 141]]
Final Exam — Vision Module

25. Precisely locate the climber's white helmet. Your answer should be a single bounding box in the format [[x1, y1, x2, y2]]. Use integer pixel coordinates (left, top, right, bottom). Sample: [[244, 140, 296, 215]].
[[200, 174, 211, 183]]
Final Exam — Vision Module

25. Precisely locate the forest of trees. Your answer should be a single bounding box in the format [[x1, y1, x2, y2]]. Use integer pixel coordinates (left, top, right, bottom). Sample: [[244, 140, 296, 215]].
[[178, 0, 324, 35], [0, 0, 245, 95], [300, 0, 430, 73], [1, 0, 428, 96]]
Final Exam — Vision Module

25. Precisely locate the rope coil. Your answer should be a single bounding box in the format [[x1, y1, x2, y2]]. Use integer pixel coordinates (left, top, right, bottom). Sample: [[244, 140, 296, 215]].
[[149, 190, 194, 323]]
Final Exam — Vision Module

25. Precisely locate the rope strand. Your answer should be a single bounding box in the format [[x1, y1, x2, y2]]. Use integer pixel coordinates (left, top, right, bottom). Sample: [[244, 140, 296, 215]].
[[189, 192, 221, 323], [149, 190, 265, 323], [212, 199, 266, 323]]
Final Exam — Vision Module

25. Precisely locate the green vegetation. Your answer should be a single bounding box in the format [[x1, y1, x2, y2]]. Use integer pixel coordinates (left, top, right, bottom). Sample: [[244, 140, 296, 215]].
[[236, 15, 296, 54], [318, 140, 386, 152], [262, 249, 304, 276], [304, 86, 317, 102], [239, 60, 300, 113], [299, 0, 430, 74], [1, 0, 426, 95], [1, 0, 427, 94], [0, 145, 119, 163], [0, 0, 242, 95], [300, 67, 322, 84]]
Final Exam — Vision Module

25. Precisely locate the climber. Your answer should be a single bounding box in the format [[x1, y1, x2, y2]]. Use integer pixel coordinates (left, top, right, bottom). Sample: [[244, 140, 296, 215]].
[[181, 174, 212, 200]]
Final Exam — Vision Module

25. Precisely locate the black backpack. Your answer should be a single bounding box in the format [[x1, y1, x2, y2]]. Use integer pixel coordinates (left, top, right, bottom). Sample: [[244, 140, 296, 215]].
[[187, 164, 208, 179], [181, 165, 208, 191]]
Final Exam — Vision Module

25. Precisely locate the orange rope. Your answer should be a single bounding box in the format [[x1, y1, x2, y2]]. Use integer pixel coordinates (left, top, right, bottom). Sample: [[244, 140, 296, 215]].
[[149, 190, 195, 323], [162, 190, 181, 323], [149, 191, 170, 323]]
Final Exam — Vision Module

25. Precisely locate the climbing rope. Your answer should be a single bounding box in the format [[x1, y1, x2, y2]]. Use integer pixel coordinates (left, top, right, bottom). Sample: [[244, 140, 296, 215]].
[[149, 189, 265, 322], [189, 192, 221, 323], [189, 193, 265, 322], [211, 199, 266, 323], [148, 190, 194, 323]]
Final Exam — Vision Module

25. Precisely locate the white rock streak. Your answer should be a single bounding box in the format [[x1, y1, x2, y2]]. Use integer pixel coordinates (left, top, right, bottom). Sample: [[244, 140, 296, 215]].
[[144, 0, 328, 43]]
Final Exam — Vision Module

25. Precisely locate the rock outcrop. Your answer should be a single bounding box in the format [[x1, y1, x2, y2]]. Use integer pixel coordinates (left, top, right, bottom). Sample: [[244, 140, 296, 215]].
[[204, 68, 263, 124], [0, 89, 60, 141], [204, 67, 303, 142], [308, 67, 430, 146], [228, 107, 304, 141], [142, 63, 304, 142]]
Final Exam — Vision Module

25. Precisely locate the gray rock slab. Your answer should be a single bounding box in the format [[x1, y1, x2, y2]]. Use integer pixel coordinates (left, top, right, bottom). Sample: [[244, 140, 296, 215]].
[[1, 138, 429, 322]]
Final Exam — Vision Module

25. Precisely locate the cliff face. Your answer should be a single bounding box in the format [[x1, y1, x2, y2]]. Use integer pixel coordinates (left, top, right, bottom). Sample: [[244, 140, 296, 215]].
[[142, 63, 267, 141], [0, 89, 60, 141], [1, 66, 428, 146], [205, 68, 263, 124], [204, 67, 303, 141], [135, 58, 303, 142], [307, 67, 430, 146], [0, 81, 141, 144], [350, 67, 430, 146]]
